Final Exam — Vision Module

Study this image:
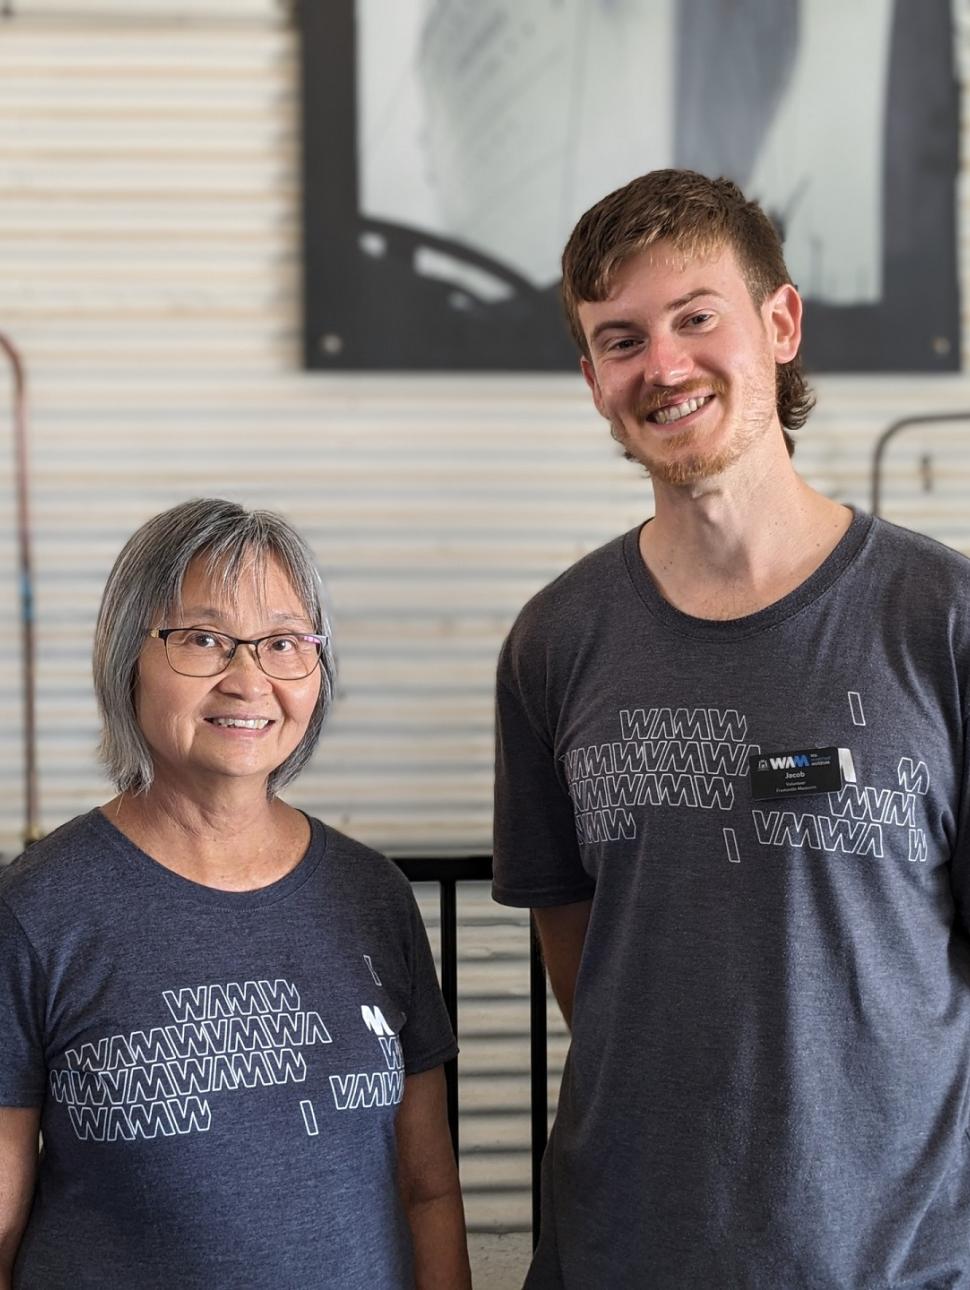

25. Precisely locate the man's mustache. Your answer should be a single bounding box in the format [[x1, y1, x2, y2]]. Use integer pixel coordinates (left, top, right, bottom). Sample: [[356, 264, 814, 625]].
[[634, 378, 728, 422]]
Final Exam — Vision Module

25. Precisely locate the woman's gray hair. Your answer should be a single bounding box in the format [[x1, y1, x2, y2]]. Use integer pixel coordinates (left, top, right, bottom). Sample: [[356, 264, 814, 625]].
[[94, 497, 335, 797]]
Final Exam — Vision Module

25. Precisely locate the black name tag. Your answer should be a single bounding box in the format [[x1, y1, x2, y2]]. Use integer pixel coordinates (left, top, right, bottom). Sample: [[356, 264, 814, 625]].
[[748, 747, 853, 801]]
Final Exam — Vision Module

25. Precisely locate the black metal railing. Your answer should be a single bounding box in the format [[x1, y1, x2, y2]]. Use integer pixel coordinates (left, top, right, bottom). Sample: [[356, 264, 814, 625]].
[[393, 856, 547, 1243], [870, 411, 970, 516]]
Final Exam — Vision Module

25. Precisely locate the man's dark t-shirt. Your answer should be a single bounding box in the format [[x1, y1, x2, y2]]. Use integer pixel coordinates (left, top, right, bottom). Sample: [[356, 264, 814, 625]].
[[494, 512, 970, 1289]]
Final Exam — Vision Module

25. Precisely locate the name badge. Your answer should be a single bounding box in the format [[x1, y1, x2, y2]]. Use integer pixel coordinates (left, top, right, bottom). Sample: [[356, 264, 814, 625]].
[[748, 747, 856, 801]]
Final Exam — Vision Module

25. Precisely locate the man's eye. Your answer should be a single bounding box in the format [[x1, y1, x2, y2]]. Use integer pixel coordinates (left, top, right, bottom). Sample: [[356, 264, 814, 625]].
[[607, 337, 639, 352], [684, 312, 713, 328]]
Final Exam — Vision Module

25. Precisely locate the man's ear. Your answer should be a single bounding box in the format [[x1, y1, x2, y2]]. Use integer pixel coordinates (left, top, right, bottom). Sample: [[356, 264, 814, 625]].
[[765, 283, 802, 364], [580, 355, 607, 419]]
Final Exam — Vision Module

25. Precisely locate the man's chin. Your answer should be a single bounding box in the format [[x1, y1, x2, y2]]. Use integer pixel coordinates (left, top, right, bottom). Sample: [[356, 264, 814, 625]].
[[619, 429, 740, 487], [647, 449, 738, 487]]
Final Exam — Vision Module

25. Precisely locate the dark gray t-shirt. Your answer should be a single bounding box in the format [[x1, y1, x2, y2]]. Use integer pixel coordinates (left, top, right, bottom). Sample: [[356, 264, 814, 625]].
[[0, 810, 457, 1290], [493, 510, 970, 1290]]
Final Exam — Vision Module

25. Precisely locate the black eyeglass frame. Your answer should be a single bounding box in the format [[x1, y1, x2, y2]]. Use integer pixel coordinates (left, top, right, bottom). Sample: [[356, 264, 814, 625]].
[[147, 626, 327, 679]]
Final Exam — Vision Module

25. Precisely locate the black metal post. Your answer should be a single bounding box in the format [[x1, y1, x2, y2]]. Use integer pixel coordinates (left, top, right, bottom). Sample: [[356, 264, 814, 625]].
[[529, 917, 548, 1245], [439, 877, 459, 1160], [392, 856, 548, 1235]]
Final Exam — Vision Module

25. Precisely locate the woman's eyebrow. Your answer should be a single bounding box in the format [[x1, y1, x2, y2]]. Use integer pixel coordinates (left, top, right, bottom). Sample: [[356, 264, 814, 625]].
[[176, 606, 313, 626]]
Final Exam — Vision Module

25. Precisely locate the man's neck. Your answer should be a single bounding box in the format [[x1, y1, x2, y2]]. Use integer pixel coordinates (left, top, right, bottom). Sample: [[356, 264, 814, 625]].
[[640, 448, 853, 621]]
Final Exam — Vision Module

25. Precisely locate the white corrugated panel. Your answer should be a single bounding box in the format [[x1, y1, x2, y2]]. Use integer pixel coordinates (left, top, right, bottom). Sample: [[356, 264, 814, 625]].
[[0, 11, 652, 860], [1, 0, 969, 1233]]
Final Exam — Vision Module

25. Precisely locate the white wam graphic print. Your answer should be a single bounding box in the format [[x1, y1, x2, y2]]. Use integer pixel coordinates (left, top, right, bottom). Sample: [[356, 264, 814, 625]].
[[50, 978, 331, 1143], [327, 1004, 405, 1113], [752, 757, 930, 863], [562, 702, 932, 866], [563, 706, 758, 843]]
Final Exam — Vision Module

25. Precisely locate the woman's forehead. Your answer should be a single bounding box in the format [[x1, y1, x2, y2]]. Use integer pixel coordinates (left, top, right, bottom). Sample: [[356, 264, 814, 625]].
[[174, 551, 311, 622]]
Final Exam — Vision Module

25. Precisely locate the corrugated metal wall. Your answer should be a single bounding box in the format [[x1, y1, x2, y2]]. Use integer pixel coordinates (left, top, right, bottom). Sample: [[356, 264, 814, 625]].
[[1, 0, 969, 1231]]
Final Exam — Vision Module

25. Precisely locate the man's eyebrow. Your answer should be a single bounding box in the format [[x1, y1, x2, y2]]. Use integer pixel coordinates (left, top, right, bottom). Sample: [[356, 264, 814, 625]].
[[665, 287, 724, 311], [588, 289, 725, 345], [589, 317, 640, 344]]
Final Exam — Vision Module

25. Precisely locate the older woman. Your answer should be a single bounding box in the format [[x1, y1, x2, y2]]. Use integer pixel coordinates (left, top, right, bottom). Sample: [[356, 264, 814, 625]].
[[0, 498, 470, 1290]]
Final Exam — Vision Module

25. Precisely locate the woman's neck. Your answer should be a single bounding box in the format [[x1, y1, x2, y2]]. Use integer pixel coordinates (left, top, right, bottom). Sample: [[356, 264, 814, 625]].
[[100, 783, 310, 891]]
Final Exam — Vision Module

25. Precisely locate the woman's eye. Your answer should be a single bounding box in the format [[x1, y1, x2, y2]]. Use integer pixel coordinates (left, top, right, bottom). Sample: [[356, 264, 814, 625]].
[[188, 631, 222, 649], [267, 635, 297, 653]]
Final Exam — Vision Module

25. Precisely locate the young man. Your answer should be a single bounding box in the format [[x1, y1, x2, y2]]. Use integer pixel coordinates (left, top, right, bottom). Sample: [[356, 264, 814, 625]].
[[492, 170, 970, 1288]]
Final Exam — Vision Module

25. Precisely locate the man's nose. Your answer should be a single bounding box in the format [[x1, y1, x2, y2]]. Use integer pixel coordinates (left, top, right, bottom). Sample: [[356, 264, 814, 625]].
[[643, 332, 691, 386]]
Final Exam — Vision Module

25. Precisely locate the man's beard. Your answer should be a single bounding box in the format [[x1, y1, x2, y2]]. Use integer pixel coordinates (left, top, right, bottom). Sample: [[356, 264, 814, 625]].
[[624, 429, 748, 486], [611, 375, 772, 486]]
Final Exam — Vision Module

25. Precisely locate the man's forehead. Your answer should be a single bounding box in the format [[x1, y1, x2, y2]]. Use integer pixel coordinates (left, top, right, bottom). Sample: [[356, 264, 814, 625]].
[[575, 240, 738, 341], [603, 237, 737, 297]]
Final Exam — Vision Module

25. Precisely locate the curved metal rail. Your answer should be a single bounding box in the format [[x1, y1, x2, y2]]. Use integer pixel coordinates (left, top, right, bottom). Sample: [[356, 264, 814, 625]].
[[871, 412, 970, 517], [0, 331, 40, 848]]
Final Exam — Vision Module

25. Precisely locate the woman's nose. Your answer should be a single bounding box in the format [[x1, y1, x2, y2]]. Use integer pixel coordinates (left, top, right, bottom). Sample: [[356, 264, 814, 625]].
[[217, 644, 272, 691]]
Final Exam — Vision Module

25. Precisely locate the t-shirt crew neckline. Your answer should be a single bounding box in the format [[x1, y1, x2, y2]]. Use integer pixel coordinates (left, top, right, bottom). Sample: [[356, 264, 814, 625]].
[[622, 505, 875, 642], [89, 806, 326, 909]]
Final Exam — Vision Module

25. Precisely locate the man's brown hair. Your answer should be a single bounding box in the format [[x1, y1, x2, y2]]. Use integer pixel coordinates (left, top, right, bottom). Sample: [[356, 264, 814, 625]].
[[561, 169, 815, 452]]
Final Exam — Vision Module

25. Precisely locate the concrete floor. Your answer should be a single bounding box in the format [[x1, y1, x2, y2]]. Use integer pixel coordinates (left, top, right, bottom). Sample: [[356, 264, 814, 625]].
[[468, 1231, 532, 1289]]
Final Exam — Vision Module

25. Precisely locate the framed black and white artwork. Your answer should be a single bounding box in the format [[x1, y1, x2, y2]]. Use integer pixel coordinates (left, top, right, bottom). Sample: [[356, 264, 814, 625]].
[[301, 0, 959, 372]]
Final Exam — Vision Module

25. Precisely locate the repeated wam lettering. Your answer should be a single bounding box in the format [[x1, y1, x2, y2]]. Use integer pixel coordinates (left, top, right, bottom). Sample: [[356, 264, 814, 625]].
[[50, 978, 330, 1142]]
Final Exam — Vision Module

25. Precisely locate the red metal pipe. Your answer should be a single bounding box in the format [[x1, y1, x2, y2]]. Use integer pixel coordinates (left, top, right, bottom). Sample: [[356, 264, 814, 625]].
[[0, 331, 40, 848]]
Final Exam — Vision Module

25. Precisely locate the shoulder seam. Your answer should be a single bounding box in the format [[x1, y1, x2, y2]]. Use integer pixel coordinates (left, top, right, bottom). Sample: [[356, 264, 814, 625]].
[[0, 894, 51, 992]]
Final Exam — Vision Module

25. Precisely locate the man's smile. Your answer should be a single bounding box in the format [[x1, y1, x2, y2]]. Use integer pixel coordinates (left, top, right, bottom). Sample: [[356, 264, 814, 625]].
[[647, 394, 715, 425]]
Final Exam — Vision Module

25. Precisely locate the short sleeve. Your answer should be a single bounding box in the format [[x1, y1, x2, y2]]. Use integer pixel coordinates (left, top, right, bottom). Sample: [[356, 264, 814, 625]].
[[948, 695, 970, 930], [491, 645, 595, 908], [399, 891, 458, 1076], [0, 898, 47, 1107]]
